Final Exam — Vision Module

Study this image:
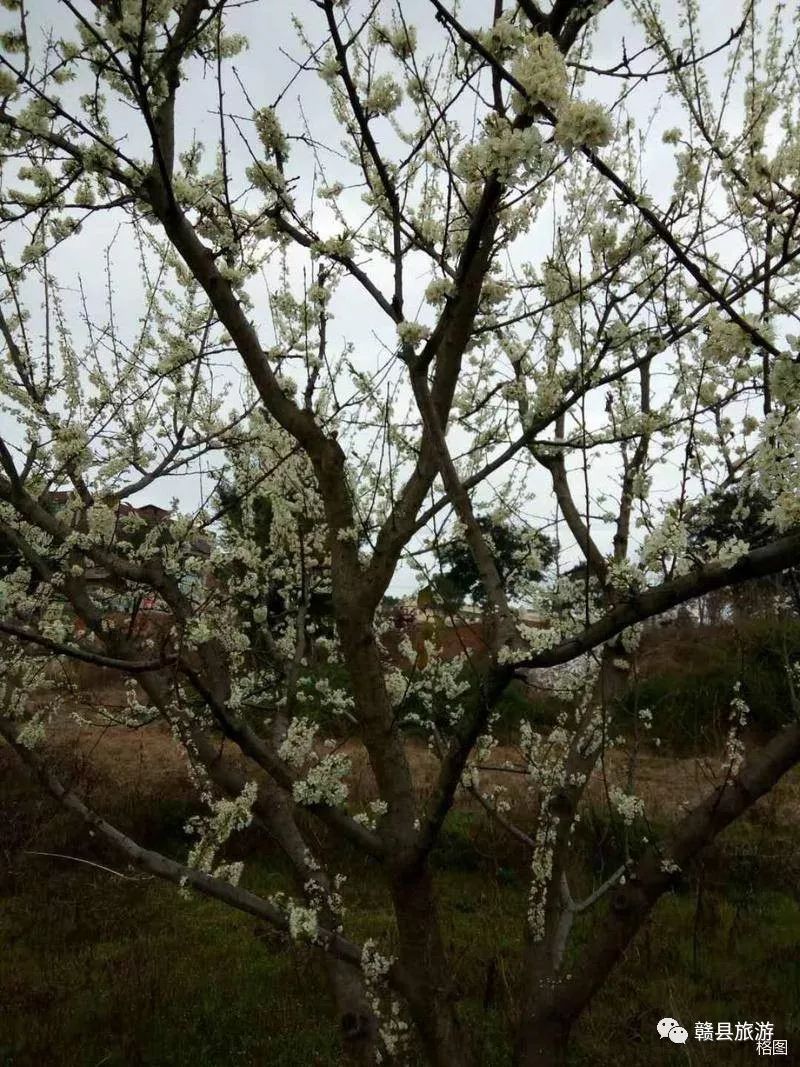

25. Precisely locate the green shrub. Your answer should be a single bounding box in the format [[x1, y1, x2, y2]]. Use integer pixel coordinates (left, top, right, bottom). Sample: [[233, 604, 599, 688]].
[[617, 619, 800, 754]]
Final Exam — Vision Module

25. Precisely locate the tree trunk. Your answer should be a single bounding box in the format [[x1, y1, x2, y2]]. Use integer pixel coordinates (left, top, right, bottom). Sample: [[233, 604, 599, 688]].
[[514, 1012, 571, 1067], [333, 613, 470, 1064], [325, 956, 380, 1066], [390, 866, 474, 1067]]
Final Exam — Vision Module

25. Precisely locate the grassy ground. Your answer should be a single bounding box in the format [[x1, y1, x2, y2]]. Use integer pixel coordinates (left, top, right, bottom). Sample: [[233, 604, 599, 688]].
[[2, 725, 800, 1066]]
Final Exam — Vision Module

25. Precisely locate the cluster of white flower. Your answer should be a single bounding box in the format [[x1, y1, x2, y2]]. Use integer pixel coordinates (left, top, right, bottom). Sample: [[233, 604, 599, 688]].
[[318, 50, 341, 83], [607, 558, 647, 595], [297, 675, 355, 719], [480, 277, 511, 306], [0, 68, 18, 98], [306, 281, 330, 307], [20, 240, 46, 264], [640, 510, 690, 575], [376, 999, 410, 1060], [253, 107, 286, 156], [528, 815, 557, 940], [318, 181, 344, 201], [52, 423, 92, 474], [724, 682, 749, 774], [424, 277, 455, 305], [362, 938, 393, 982], [121, 677, 157, 727], [353, 799, 388, 830], [396, 320, 431, 347], [16, 715, 46, 749], [185, 781, 258, 885], [474, 732, 498, 765], [361, 940, 409, 1060], [770, 355, 800, 407], [478, 13, 524, 59], [383, 666, 409, 708], [701, 309, 755, 366], [74, 179, 95, 207], [512, 33, 568, 113], [554, 100, 613, 151], [292, 753, 351, 807], [278, 716, 318, 769], [508, 31, 613, 150], [370, 20, 417, 59], [521, 701, 586, 941], [751, 410, 800, 531], [484, 783, 512, 815], [246, 161, 285, 199], [213, 861, 245, 886], [457, 120, 544, 185], [313, 234, 355, 259], [398, 643, 471, 727], [460, 764, 480, 792], [85, 502, 118, 543], [287, 901, 319, 942], [609, 787, 645, 827], [366, 73, 403, 116], [38, 601, 72, 644], [705, 537, 750, 568]]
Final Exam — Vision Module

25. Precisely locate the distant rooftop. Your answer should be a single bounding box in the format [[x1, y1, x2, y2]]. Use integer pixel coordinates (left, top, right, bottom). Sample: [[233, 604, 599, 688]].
[[44, 491, 213, 556]]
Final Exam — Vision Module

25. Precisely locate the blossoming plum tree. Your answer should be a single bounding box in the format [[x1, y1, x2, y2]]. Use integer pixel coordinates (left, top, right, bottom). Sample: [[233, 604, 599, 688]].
[[2, 1, 800, 1064]]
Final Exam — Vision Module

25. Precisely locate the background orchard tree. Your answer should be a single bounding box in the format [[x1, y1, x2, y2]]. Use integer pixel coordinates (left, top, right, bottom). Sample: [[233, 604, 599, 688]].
[[2, 0, 800, 1064], [421, 512, 556, 609], [685, 484, 800, 622]]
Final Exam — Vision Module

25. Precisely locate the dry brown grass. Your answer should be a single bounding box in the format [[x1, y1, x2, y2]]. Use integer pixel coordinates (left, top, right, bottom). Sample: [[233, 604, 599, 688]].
[[8, 718, 800, 836]]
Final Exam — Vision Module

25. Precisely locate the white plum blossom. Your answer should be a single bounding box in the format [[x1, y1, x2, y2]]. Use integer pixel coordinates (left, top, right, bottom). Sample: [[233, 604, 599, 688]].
[[396, 320, 431, 347], [278, 716, 318, 769], [640, 511, 690, 575], [771, 356, 800, 407], [292, 753, 351, 807], [253, 107, 287, 156], [318, 52, 340, 82], [371, 21, 418, 59], [361, 940, 409, 1059], [511, 32, 568, 113], [185, 782, 258, 884], [287, 902, 319, 942], [353, 799, 389, 830], [457, 119, 545, 184], [52, 424, 92, 473], [554, 100, 613, 150], [425, 277, 455, 305], [478, 13, 524, 59], [366, 73, 403, 116], [724, 683, 749, 774], [0, 68, 18, 98], [609, 787, 645, 827], [16, 716, 46, 749]]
